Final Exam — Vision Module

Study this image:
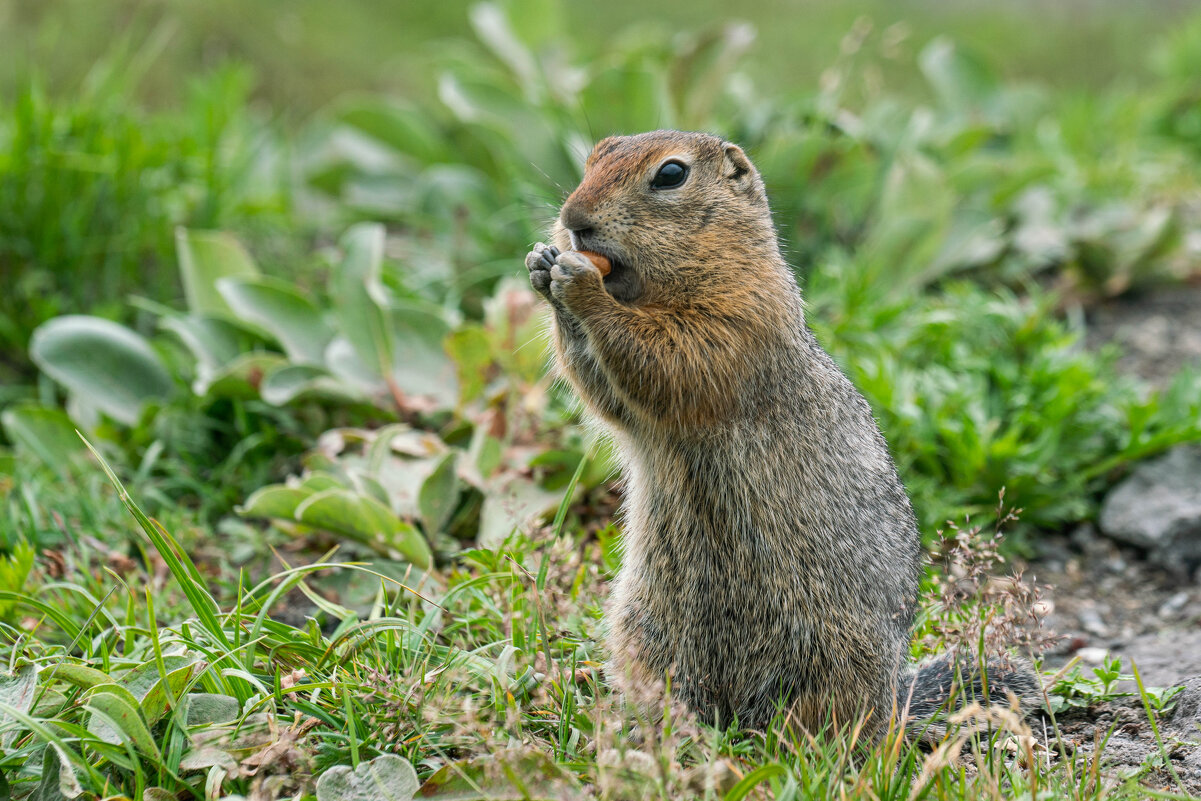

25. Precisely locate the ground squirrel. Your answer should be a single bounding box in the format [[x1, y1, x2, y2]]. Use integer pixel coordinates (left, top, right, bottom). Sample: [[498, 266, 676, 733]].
[[524, 130, 1038, 733]]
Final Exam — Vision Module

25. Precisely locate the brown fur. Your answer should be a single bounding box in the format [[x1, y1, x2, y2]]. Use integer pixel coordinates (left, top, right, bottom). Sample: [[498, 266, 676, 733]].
[[523, 130, 1029, 733]]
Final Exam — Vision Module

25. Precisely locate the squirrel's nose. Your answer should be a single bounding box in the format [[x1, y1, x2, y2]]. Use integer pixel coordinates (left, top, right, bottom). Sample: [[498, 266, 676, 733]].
[[559, 201, 596, 238]]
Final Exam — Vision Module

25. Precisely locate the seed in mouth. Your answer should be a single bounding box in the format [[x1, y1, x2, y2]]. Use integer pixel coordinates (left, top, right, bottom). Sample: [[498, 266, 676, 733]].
[[577, 250, 612, 276]]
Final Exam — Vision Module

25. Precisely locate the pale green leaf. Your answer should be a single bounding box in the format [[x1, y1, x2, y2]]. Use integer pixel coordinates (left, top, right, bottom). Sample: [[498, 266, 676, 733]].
[[217, 276, 333, 364], [336, 100, 449, 164], [419, 451, 459, 536], [182, 693, 241, 726], [125, 657, 200, 724], [41, 664, 113, 691], [316, 754, 419, 801], [445, 325, 492, 405], [237, 485, 312, 521], [29, 316, 174, 426], [31, 744, 82, 801], [198, 351, 288, 399], [84, 685, 160, 757], [478, 476, 560, 549], [176, 228, 261, 317], [330, 223, 392, 379], [260, 364, 365, 406], [0, 664, 36, 749], [157, 314, 244, 374], [296, 488, 432, 566], [0, 403, 85, 476]]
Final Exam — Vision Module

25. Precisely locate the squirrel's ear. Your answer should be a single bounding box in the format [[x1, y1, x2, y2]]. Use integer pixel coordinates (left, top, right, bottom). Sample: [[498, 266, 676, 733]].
[[722, 143, 762, 201]]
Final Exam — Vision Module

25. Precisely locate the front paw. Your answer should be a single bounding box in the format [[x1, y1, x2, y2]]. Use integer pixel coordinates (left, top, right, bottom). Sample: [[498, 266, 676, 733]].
[[525, 242, 560, 300], [550, 251, 604, 309]]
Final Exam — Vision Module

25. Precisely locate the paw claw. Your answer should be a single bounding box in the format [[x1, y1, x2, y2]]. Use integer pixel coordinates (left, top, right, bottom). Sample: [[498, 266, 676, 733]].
[[526, 243, 559, 299]]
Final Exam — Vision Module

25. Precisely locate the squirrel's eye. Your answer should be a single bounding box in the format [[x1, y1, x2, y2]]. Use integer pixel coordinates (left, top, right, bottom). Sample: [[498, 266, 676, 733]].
[[651, 161, 688, 190]]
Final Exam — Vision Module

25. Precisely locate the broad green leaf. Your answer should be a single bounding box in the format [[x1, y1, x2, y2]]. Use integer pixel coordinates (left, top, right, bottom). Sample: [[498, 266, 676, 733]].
[[0, 403, 84, 476], [301, 472, 346, 492], [31, 744, 82, 801], [260, 364, 365, 406], [354, 474, 392, 509], [330, 223, 392, 380], [478, 476, 560, 549], [176, 228, 261, 317], [84, 684, 160, 757], [324, 336, 388, 397], [118, 655, 196, 702], [182, 693, 241, 726], [42, 664, 112, 690], [446, 325, 492, 405], [238, 485, 312, 521], [528, 449, 586, 491], [157, 314, 244, 374], [31, 690, 67, 717], [178, 744, 238, 773], [199, 352, 288, 399], [123, 657, 199, 724], [29, 316, 173, 426], [217, 276, 333, 364], [316, 754, 419, 801], [418, 451, 459, 536], [0, 664, 36, 749], [417, 751, 574, 800], [468, 427, 503, 481], [387, 302, 459, 408], [374, 454, 441, 519], [296, 488, 432, 567], [496, 0, 564, 47]]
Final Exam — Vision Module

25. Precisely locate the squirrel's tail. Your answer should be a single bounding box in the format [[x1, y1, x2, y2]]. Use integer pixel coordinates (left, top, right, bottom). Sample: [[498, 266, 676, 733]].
[[898, 651, 1042, 734]]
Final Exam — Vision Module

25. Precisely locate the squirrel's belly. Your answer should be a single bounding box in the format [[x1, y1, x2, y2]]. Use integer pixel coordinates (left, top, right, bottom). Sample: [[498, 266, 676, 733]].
[[607, 434, 913, 726]]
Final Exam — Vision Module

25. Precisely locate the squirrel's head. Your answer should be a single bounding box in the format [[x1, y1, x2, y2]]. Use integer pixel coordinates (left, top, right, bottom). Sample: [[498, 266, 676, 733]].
[[551, 130, 779, 303]]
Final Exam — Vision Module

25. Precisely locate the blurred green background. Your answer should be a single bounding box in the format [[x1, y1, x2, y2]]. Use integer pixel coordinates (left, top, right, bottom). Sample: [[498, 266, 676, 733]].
[[5, 0, 1199, 111]]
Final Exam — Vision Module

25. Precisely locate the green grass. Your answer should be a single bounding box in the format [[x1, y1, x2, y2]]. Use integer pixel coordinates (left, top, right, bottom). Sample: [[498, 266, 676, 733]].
[[0, 463, 1175, 799], [0, 463, 1193, 799]]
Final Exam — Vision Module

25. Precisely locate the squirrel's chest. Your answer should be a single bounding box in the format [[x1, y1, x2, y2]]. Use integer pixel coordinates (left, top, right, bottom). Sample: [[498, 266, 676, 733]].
[[614, 435, 817, 620], [620, 455, 792, 618]]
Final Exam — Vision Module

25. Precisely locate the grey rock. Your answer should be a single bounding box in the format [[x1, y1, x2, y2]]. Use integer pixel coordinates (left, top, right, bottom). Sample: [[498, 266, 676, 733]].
[[1099, 445, 1201, 577], [1167, 676, 1201, 772], [1078, 606, 1110, 638], [1070, 522, 1100, 549], [1113, 630, 1201, 690], [1159, 591, 1191, 619]]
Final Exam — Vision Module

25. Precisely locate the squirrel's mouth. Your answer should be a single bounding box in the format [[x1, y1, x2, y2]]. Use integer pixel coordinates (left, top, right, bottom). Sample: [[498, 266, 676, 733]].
[[588, 248, 643, 303]]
